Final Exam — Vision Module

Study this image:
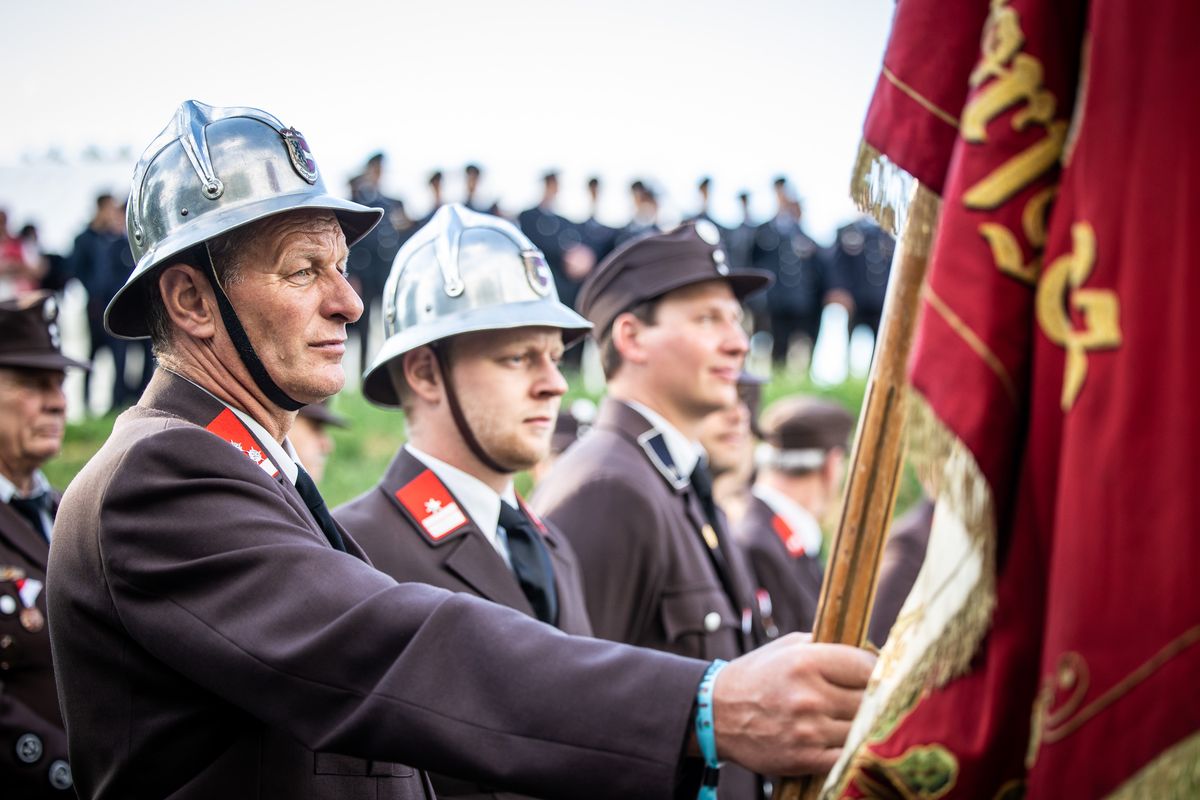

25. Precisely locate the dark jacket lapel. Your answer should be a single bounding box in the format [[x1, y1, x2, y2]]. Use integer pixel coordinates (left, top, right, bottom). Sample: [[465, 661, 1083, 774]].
[[0, 501, 50, 569]]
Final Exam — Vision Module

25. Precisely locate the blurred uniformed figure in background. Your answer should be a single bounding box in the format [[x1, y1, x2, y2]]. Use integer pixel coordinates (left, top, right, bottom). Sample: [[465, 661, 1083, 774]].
[[519, 172, 586, 313], [829, 217, 895, 359], [752, 178, 839, 366], [290, 401, 347, 486], [733, 396, 854, 635], [696, 373, 765, 529], [685, 176, 724, 233], [347, 151, 410, 375], [579, 176, 618, 269], [336, 205, 596, 800], [0, 292, 89, 797], [533, 221, 778, 800], [530, 398, 596, 486], [867, 496, 934, 647], [614, 180, 661, 248]]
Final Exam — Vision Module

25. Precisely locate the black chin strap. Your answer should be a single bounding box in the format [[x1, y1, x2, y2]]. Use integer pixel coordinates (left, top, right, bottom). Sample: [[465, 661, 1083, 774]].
[[199, 243, 305, 412], [431, 342, 514, 475]]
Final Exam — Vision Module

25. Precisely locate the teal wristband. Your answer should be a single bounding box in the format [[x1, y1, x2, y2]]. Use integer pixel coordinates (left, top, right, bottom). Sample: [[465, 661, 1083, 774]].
[[694, 659, 728, 800]]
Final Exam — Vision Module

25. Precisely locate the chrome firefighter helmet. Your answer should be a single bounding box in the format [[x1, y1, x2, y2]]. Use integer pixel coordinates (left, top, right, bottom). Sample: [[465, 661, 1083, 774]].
[[362, 203, 591, 407], [105, 99, 382, 339]]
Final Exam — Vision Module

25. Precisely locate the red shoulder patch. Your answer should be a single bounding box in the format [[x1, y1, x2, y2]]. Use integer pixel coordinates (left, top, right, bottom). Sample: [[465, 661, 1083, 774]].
[[205, 408, 279, 478], [395, 469, 469, 541], [771, 514, 807, 558]]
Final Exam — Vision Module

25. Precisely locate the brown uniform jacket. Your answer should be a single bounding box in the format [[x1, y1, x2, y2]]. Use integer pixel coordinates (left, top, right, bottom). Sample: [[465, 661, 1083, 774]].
[[532, 398, 761, 800], [47, 370, 710, 800], [867, 499, 934, 647], [1, 491, 71, 798], [732, 494, 825, 636], [335, 448, 592, 800]]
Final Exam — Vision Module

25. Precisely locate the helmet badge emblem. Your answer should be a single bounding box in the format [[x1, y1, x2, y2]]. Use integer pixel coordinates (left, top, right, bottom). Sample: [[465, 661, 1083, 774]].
[[280, 127, 319, 184], [523, 251, 553, 297]]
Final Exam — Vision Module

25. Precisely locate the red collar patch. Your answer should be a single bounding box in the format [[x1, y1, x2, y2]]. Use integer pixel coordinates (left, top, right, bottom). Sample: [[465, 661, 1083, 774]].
[[771, 514, 808, 558], [396, 469, 469, 541], [517, 495, 549, 535], [205, 408, 279, 478]]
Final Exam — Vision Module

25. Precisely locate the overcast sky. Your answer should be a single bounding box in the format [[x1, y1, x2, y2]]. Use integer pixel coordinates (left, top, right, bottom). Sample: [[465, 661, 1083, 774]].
[[1, 0, 894, 251]]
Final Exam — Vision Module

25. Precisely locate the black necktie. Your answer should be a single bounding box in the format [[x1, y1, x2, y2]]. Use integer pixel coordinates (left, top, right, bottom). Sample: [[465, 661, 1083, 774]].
[[689, 463, 745, 619], [498, 502, 559, 626], [294, 469, 347, 553], [10, 493, 51, 541]]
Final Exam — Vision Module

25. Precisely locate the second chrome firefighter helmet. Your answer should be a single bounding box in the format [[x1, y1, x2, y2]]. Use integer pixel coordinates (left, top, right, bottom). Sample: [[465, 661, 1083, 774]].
[[362, 203, 591, 407]]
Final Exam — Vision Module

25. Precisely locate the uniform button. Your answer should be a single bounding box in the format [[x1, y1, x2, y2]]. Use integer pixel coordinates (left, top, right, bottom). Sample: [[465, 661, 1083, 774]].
[[48, 759, 73, 790], [0, 635, 12, 648], [704, 612, 722, 633], [0, 595, 16, 615], [15, 732, 43, 764]]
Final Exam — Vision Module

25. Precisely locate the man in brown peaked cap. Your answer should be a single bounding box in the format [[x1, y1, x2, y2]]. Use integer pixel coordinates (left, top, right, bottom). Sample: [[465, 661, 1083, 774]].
[[533, 222, 873, 800], [734, 396, 855, 635], [0, 292, 89, 796]]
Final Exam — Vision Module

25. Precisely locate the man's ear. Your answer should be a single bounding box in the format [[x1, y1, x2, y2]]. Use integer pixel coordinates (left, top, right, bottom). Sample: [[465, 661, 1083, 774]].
[[400, 346, 443, 404], [159, 264, 218, 340], [610, 312, 651, 367]]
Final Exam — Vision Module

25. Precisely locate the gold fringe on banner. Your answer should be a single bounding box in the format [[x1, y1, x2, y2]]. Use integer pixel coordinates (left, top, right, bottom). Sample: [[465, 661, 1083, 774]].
[[901, 389, 998, 683], [825, 389, 999, 798], [1106, 731, 1200, 800], [850, 140, 917, 236]]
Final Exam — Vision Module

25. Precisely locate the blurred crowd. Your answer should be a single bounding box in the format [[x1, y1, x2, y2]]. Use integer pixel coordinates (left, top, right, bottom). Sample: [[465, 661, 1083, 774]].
[[0, 153, 896, 417], [345, 155, 897, 376]]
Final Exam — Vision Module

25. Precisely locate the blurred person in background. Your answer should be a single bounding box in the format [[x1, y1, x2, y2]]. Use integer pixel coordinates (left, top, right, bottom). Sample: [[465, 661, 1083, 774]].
[[290, 401, 346, 486], [519, 172, 592, 371], [753, 178, 841, 367], [68, 194, 124, 413], [422, 169, 445, 224], [529, 397, 596, 486], [829, 216, 895, 363], [867, 496, 934, 647], [614, 179, 661, 247], [16, 225, 49, 294], [518, 172, 572, 302], [696, 373, 765, 529], [685, 176, 723, 234], [348, 152, 408, 376], [463, 163, 499, 215], [108, 201, 154, 406], [579, 176, 618, 268], [1, 211, 42, 301], [733, 396, 854, 635], [728, 191, 767, 334], [0, 292, 89, 797]]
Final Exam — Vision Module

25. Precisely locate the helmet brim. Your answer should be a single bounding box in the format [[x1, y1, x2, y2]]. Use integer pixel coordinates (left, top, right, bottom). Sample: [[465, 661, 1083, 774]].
[[104, 194, 382, 340]]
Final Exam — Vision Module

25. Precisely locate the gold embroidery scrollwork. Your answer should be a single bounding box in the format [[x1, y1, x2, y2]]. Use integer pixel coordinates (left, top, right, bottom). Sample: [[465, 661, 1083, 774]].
[[849, 744, 959, 800], [1035, 222, 1121, 411], [978, 185, 1056, 285]]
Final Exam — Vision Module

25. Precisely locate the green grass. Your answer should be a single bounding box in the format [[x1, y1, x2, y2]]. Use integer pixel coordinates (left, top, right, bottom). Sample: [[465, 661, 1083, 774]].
[[45, 369, 923, 518]]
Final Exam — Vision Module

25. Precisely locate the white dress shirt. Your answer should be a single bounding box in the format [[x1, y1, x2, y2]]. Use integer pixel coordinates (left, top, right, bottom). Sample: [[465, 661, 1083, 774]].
[[751, 483, 824, 557]]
